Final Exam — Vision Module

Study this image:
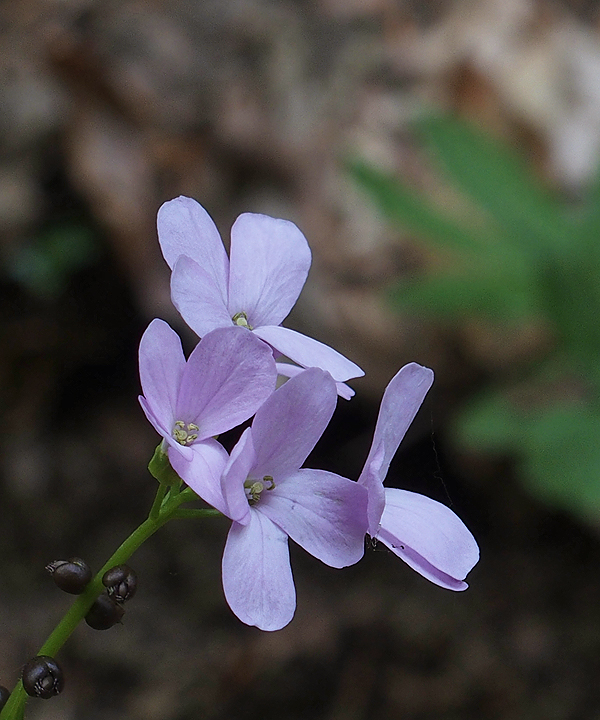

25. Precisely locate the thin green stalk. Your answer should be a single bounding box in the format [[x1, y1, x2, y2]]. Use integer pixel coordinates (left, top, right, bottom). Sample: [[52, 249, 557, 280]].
[[149, 483, 168, 520], [171, 508, 222, 520], [0, 481, 203, 720]]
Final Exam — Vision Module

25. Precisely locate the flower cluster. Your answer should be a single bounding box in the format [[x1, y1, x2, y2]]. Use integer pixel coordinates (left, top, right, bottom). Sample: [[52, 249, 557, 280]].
[[140, 196, 479, 631]]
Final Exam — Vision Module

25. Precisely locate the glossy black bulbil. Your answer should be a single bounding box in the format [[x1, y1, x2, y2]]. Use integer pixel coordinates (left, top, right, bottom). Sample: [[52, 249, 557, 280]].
[[22, 656, 64, 699], [0, 685, 10, 710], [85, 593, 125, 630], [46, 557, 92, 594], [102, 564, 138, 603]]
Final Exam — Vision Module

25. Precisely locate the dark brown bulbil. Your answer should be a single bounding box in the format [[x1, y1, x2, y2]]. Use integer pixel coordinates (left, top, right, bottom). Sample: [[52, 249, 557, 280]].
[[22, 656, 64, 699], [102, 564, 138, 604], [46, 558, 92, 594], [0, 685, 10, 709], [85, 594, 125, 630]]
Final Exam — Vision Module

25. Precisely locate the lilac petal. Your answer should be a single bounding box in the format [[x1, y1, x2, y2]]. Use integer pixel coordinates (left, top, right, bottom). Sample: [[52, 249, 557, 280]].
[[138, 395, 168, 438], [359, 363, 434, 533], [361, 363, 434, 485], [157, 197, 229, 305], [176, 327, 276, 438], [259, 469, 368, 568], [171, 256, 234, 337], [222, 510, 296, 631], [376, 488, 479, 591], [220, 428, 255, 525], [276, 362, 355, 399], [274, 362, 303, 379], [359, 445, 386, 536], [249, 368, 337, 480], [334, 382, 355, 400], [139, 319, 186, 430], [253, 325, 363, 382], [228, 213, 311, 328], [169, 438, 229, 514]]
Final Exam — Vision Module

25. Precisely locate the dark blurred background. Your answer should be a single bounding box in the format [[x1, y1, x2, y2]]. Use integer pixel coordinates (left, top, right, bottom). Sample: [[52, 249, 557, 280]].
[[3, 1, 600, 718]]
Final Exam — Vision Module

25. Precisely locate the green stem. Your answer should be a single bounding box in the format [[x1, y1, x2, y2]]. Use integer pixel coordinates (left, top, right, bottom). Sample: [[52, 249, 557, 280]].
[[0, 483, 196, 720], [171, 508, 222, 520], [149, 483, 168, 520]]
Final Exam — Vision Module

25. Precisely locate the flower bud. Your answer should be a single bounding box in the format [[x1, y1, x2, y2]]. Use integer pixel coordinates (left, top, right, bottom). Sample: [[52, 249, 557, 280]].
[[45, 558, 92, 595], [102, 564, 137, 604], [22, 656, 64, 699], [85, 593, 125, 630], [0, 685, 10, 710]]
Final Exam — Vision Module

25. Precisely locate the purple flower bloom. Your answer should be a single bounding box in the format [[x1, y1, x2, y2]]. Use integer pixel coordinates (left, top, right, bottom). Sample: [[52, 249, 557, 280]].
[[219, 368, 368, 630], [139, 319, 277, 511], [359, 364, 479, 590], [157, 196, 363, 397]]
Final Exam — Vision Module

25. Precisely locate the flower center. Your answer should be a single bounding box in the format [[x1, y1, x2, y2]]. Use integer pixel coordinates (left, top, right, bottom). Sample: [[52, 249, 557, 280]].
[[232, 311, 253, 330], [172, 420, 199, 446], [244, 475, 276, 505]]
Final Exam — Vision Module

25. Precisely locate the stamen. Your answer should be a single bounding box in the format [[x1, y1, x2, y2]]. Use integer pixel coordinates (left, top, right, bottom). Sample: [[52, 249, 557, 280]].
[[172, 420, 200, 446], [232, 311, 252, 330], [244, 480, 264, 504], [244, 475, 276, 504]]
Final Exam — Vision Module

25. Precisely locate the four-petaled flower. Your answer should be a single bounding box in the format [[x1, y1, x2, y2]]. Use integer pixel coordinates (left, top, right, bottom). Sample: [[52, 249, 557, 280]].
[[359, 363, 479, 590], [218, 368, 368, 630], [157, 196, 363, 398], [139, 319, 277, 510]]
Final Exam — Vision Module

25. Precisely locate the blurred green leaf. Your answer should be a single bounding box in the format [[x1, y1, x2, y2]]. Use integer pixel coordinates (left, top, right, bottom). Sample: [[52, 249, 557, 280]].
[[455, 387, 530, 453], [390, 233, 541, 322], [541, 257, 600, 362], [578, 164, 600, 242], [457, 386, 600, 519], [8, 223, 99, 299], [348, 159, 485, 253], [415, 116, 571, 253], [390, 270, 537, 322], [351, 114, 600, 525], [521, 405, 600, 519]]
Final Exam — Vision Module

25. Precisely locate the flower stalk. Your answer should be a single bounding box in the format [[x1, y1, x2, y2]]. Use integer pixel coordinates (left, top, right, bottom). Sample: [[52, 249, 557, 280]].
[[0, 470, 219, 720]]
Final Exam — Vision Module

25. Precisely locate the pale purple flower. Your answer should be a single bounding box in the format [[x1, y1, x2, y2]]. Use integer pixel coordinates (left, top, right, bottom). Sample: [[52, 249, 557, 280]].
[[359, 363, 479, 590], [139, 319, 277, 511], [218, 368, 368, 631], [156, 196, 363, 397]]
